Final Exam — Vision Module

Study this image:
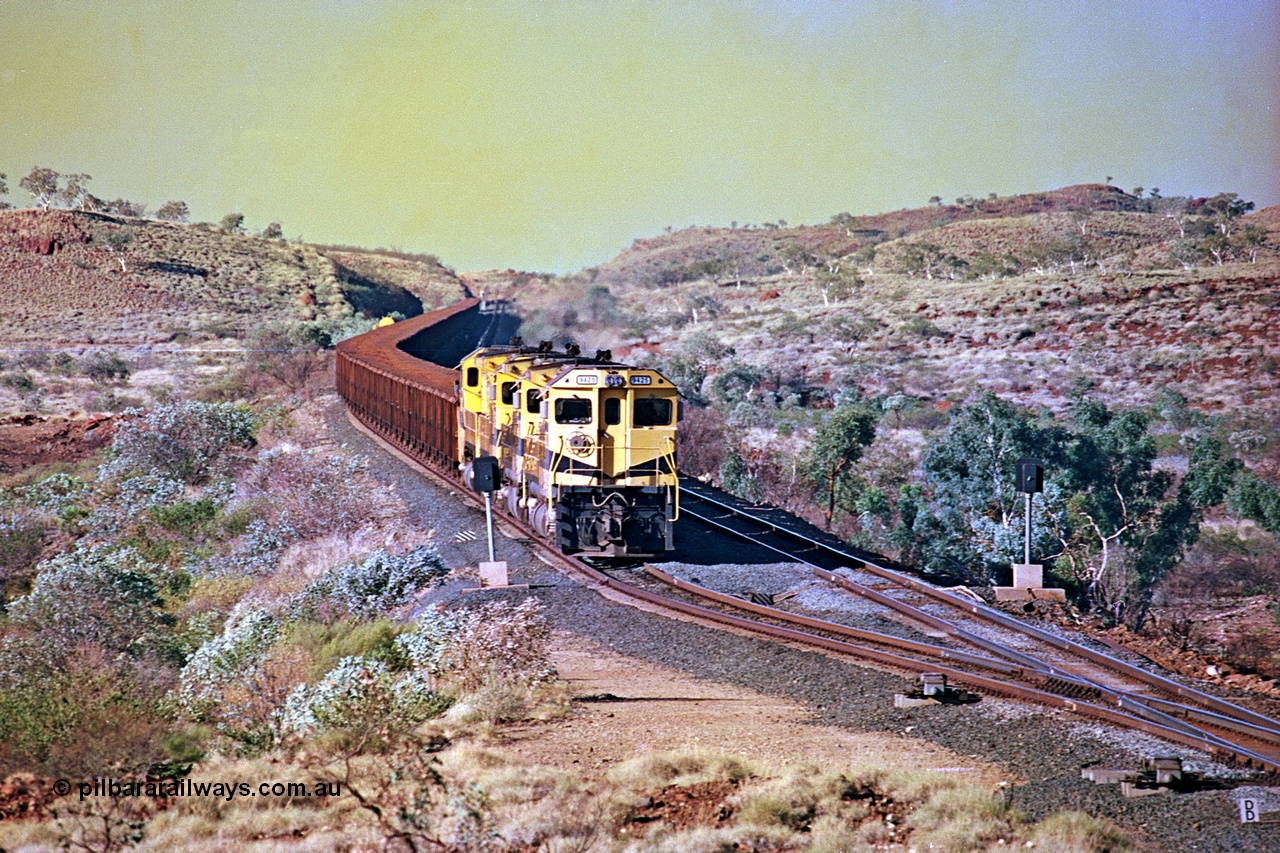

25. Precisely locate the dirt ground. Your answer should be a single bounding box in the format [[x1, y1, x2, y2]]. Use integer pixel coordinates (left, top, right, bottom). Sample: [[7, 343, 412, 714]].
[[501, 630, 1013, 786], [0, 413, 115, 474]]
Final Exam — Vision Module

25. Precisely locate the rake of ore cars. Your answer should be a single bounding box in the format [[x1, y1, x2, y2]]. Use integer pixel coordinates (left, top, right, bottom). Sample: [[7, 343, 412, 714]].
[[336, 298, 680, 557]]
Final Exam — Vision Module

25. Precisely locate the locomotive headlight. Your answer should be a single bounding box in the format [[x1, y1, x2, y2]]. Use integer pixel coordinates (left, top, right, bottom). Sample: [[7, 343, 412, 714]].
[[605, 374, 626, 388]]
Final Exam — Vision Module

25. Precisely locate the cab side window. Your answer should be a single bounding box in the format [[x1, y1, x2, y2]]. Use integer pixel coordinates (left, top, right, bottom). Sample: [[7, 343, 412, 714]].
[[465, 366, 480, 387], [500, 382, 517, 406], [555, 398, 592, 424], [526, 388, 541, 414], [634, 397, 672, 426]]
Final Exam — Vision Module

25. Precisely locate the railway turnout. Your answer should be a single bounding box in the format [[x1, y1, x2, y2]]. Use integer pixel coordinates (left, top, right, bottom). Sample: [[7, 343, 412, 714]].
[[674, 478, 1280, 773]]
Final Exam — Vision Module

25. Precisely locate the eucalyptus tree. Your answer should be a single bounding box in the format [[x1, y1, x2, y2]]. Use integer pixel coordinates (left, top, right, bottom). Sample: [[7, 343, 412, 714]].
[[19, 166, 59, 210], [803, 403, 878, 529], [908, 393, 1213, 628]]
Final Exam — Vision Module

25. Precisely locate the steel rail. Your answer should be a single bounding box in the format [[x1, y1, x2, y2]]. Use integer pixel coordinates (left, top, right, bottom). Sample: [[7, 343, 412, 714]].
[[680, 478, 1280, 740], [346, 398, 1280, 773], [621, 567, 1278, 771], [676, 488, 1255, 748], [681, 483, 1280, 746], [643, 565, 1023, 675], [1129, 694, 1280, 745], [815, 563, 1280, 747]]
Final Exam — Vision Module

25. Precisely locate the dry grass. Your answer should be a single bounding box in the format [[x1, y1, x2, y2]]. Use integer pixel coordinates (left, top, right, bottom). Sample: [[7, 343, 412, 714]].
[[136, 756, 367, 853], [904, 785, 1022, 852], [607, 749, 755, 791], [275, 527, 394, 584], [0, 706, 1137, 852]]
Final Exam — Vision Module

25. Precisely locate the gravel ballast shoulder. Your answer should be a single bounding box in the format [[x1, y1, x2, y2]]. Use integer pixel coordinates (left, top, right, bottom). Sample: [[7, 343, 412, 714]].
[[326, 399, 1279, 852]]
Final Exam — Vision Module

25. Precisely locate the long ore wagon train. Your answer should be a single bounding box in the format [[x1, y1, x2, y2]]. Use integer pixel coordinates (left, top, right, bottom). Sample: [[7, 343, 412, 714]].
[[335, 297, 680, 556]]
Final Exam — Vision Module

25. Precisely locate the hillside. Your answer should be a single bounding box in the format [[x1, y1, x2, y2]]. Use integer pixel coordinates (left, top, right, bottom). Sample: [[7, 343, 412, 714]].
[[2, 186, 1278, 853], [591, 184, 1155, 288], [0, 209, 469, 345], [493, 185, 1280, 415]]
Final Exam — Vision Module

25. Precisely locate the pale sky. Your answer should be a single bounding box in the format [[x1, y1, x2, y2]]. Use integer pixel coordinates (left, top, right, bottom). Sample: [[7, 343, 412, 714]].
[[2, 1, 1277, 272]]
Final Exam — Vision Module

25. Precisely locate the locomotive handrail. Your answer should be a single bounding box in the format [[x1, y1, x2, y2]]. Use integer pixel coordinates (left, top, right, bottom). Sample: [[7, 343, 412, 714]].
[[550, 436, 566, 483], [664, 436, 679, 522]]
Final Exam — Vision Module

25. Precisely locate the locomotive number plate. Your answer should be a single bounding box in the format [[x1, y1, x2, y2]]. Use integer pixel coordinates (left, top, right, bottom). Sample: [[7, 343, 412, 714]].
[[575, 375, 599, 385], [630, 375, 652, 385]]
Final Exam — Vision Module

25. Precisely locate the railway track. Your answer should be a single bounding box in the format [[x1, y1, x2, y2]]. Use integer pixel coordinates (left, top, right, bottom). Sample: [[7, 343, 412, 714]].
[[674, 477, 1280, 772], [346, 406, 1280, 773], [336, 298, 1280, 776]]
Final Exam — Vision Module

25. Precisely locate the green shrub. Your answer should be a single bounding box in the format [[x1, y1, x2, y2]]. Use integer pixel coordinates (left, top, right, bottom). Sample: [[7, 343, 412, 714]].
[[148, 498, 218, 537], [1, 370, 36, 393], [280, 618, 408, 680], [57, 504, 90, 534], [104, 401, 257, 484], [218, 500, 261, 537], [7, 545, 179, 660], [0, 640, 180, 778], [291, 546, 448, 621], [278, 656, 452, 750], [901, 315, 947, 338], [437, 598, 554, 692], [0, 521, 45, 577], [178, 608, 279, 722], [82, 351, 131, 384]]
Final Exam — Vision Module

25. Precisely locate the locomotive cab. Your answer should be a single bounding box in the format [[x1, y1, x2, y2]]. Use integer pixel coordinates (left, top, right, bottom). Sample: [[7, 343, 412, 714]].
[[542, 366, 677, 555]]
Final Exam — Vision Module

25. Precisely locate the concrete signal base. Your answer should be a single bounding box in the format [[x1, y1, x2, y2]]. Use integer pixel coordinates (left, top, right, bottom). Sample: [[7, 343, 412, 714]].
[[479, 561, 510, 587], [463, 561, 530, 593], [993, 563, 1066, 602]]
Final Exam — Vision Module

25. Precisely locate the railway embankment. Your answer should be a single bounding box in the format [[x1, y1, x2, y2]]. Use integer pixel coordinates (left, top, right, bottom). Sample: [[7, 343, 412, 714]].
[[325, 397, 1280, 852]]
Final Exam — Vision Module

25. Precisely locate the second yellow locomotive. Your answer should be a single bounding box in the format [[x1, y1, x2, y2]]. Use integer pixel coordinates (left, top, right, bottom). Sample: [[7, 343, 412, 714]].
[[458, 343, 679, 556]]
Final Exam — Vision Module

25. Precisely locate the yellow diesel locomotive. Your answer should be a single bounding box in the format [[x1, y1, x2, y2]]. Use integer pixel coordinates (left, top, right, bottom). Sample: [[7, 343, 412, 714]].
[[458, 343, 679, 556]]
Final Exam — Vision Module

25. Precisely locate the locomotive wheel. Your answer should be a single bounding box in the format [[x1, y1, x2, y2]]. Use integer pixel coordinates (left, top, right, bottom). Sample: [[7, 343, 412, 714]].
[[529, 502, 553, 539]]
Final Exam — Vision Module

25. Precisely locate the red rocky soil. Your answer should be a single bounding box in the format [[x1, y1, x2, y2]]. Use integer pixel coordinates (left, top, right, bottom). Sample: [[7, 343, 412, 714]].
[[0, 414, 115, 474]]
